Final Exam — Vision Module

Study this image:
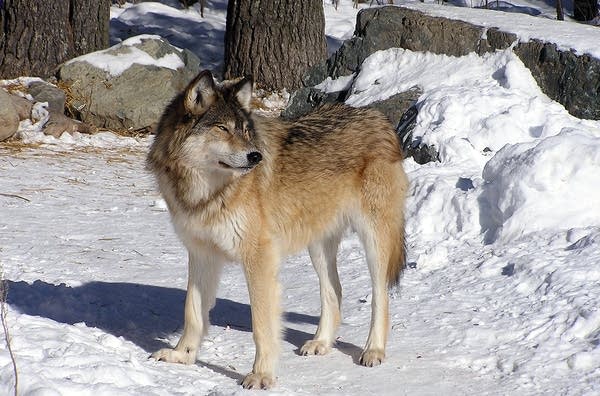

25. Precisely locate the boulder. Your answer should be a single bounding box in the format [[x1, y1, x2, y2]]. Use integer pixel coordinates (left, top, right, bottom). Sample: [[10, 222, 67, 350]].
[[6, 92, 33, 121], [326, 7, 494, 79], [282, 87, 348, 120], [514, 41, 600, 120], [323, 6, 600, 120], [28, 81, 67, 114], [285, 5, 600, 166], [367, 87, 422, 129], [0, 89, 19, 141], [366, 88, 439, 164], [58, 35, 200, 131]]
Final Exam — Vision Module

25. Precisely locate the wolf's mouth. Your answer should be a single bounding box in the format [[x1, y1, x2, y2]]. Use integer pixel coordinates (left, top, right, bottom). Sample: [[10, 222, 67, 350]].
[[218, 161, 253, 172]]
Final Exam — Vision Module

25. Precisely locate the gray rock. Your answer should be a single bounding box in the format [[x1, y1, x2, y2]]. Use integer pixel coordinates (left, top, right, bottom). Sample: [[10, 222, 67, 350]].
[[366, 88, 439, 163], [326, 7, 494, 79], [366, 87, 422, 128], [0, 89, 19, 141], [324, 6, 600, 120], [285, 5, 600, 166], [58, 36, 200, 131], [282, 87, 348, 120], [515, 41, 600, 120], [28, 81, 66, 114]]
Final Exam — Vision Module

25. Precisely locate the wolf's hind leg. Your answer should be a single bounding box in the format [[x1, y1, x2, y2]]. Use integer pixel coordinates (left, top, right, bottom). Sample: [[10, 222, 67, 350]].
[[152, 249, 223, 364], [355, 222, 390, 367], [300, 233, 342, 356], [355, 163, 406, 367]]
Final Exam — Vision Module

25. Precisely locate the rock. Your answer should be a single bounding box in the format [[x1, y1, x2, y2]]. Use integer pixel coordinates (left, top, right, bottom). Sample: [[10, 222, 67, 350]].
[[58, 35, 201, 131], [365, 88, 439, 163], [514, 41, 600, 120], [323, 6, 600, 120], [28, 81, 66, 114], [366, 87, 422, 128], [0, 89, 19, 141], [43, 113, 96, 138], [7, 93, 33, 121], [326, 7, 499, 80], [281, 87, 348, 120]]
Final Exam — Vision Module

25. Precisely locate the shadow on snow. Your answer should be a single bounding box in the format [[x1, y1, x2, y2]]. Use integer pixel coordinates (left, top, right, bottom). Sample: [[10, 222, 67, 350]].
[[6, 280, 360, 364]]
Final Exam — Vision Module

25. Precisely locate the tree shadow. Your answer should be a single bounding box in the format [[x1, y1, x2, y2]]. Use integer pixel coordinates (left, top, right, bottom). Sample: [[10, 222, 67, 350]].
[[6, 279, 363, 373], [326, 35, 346, 57], [110, 5, 225, 72], [6, 280, 308, 350]]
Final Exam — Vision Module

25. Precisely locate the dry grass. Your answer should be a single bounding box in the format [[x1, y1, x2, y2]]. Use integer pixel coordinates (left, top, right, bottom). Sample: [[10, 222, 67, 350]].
[[0, 137, 144, 160], [1, 81, 29, 96], [56, 80, 87, 120]]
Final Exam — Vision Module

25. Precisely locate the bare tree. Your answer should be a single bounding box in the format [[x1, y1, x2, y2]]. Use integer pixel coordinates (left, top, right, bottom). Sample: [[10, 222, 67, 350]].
[[223, 0, 327, 91], [573, 0, 598, 21], [556, 0, 565, 20], [0, 0, 110, 78]]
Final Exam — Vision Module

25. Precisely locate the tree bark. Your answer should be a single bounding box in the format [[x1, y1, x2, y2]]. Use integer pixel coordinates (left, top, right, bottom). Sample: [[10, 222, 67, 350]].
[[224, 0, 327, 91], [0, 0, 110, 78], [573, 0, 598, 21], [556, 0, 564, 20]]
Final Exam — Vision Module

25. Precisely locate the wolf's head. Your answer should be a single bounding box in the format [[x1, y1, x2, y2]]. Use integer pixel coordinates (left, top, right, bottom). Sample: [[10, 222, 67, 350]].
[[151, 70, 262, 176]]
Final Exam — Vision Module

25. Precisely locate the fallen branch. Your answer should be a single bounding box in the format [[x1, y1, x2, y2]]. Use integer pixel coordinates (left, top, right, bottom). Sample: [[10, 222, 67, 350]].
[[0, 267, 18, 396], [0, 193, 30, 202]]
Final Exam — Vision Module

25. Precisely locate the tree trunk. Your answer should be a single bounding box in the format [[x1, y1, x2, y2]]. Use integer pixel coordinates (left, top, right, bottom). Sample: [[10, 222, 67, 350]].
[[556, 0, 564, 20], [573, 0, 598, 21], [224, 0, 327, 91], [0, 0, 110, 78]]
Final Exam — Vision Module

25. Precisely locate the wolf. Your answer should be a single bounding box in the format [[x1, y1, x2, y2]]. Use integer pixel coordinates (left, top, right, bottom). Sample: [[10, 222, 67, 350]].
[[147, 70, 409, 389]]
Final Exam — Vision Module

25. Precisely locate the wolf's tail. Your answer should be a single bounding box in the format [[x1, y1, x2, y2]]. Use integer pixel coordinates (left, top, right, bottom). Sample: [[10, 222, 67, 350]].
[[386, 224, 406, 289]]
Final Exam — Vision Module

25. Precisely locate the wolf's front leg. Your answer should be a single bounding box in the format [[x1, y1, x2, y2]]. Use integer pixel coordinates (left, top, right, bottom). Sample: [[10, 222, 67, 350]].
[[152, 249, 223, 364], [240, 244, 281, 389]]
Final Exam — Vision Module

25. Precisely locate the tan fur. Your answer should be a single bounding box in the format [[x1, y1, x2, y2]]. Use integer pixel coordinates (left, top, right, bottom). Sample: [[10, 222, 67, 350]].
[[147, 71, 408, 389]]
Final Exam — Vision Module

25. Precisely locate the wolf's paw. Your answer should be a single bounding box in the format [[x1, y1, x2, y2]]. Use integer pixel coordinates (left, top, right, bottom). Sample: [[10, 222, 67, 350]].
[[359, 348, 385, 367], [300, 340, 332, 356], [241, 372, 275, 389], [150, 347, 196, 365]]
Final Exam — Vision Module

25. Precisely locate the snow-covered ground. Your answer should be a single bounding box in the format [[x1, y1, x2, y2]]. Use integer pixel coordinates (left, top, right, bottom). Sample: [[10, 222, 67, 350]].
[[2, 1, 600, 395]]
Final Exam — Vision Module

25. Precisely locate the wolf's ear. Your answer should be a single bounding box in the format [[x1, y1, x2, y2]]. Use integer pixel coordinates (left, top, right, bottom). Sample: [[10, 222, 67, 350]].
[[233, 76, 253, 113], [184, 70, 216, 115]]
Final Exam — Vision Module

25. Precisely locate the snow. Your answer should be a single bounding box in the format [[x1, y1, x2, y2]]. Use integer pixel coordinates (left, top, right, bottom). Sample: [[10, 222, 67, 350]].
[[2, 0, 600, 395], [110, 1, 227, 72], [403, 2, 600, 59], [481, 129, 600, 243], [65, 35, 185, 77]]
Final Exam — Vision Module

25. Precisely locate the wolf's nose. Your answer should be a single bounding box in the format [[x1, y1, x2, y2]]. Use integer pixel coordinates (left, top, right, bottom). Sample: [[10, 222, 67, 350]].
[[247, 151, 262, 165]]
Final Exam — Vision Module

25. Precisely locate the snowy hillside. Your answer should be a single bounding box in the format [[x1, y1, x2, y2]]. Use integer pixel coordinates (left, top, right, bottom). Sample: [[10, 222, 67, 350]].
[[1, 1, 600, 395]]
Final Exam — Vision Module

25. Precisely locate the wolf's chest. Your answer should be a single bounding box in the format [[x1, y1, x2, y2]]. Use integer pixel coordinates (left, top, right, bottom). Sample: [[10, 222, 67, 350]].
[[171, 209, 246, 260]]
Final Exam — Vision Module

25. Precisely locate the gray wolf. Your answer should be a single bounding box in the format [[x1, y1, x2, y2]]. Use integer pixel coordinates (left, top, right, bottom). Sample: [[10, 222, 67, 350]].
[[147, 70, 408, 389]]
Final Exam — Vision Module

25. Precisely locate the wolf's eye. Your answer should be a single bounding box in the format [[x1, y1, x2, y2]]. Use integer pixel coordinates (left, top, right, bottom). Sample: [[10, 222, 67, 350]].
[[216, 125, 229, 133]]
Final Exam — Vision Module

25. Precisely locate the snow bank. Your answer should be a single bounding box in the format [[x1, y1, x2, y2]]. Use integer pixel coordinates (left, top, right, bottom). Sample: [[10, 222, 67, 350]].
[[481, 128, 600, 242], [344, 48, 577, 164], [323, 47, 600, 244]]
